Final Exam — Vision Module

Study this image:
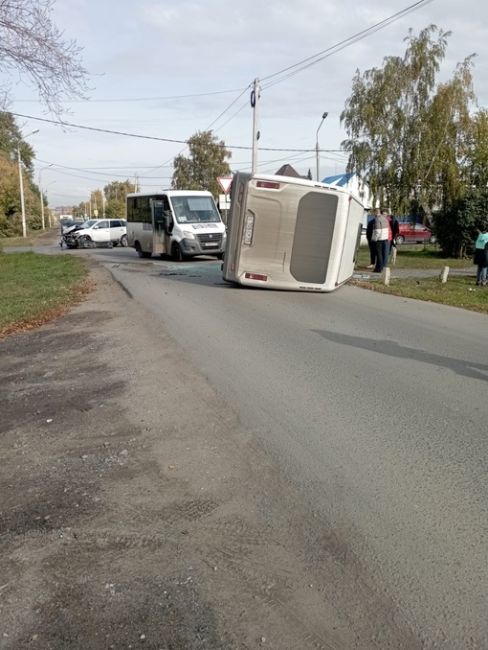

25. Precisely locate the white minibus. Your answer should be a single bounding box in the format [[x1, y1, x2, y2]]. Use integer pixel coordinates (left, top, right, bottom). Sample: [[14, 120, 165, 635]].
[[222, 173, 364, 292], [126, 191, 226, 260]]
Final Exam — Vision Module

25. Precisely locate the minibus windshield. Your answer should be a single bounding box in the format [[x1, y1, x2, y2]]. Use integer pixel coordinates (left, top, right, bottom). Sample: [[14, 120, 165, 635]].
[[171, 196, 221, 224]]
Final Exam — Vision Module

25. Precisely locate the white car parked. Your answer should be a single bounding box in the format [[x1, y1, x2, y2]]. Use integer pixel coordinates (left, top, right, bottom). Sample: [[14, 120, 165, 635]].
[[71, 219, 127, 247]]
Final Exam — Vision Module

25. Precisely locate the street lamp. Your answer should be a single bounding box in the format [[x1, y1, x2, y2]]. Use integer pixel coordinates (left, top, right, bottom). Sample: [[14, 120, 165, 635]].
[[17, 129, 40, 237], [315, 112, 328, 182], [39, 164, 53, 230]]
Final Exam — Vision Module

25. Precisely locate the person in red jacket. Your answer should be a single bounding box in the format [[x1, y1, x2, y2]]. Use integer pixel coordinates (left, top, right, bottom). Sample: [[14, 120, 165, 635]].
[[387, 213, 400, 263]]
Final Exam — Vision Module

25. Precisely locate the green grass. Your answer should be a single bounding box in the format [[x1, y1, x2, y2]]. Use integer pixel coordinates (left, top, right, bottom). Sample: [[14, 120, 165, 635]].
[[0, 252, 89, 336], [357, 244, 471, 270], [0, 227, 58, 249], [356, 275, 488, 314]]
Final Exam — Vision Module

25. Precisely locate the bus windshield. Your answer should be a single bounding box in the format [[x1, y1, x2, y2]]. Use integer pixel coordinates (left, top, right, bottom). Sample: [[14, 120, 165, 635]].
[[170, 196, 221, 224]]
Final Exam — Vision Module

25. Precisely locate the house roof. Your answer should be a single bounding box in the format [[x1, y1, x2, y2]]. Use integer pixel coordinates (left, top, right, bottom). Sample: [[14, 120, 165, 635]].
[[322, 172, 354, 187], [275, 164, 302, 178]]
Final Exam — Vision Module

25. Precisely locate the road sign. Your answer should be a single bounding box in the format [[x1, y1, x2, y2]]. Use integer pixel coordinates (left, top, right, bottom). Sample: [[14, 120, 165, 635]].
[[219, 194, 231, 210], [217, 176, 233, 194]]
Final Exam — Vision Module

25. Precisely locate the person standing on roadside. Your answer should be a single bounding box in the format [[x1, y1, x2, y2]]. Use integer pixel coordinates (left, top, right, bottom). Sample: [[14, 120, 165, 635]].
[[473, 225, 488, 286], [366, 213, 376, 269], [371, 208, 390, 273], [387, 213, 400, 263]]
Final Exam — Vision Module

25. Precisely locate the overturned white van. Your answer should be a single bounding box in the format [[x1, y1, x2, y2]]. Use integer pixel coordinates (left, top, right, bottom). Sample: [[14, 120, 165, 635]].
[[222, 173, 364, 292]]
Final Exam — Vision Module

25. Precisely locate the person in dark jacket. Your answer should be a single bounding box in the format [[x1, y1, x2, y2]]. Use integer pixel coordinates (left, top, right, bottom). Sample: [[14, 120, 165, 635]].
[[473, 226, 488, 286], [366, 214, 376, 269]]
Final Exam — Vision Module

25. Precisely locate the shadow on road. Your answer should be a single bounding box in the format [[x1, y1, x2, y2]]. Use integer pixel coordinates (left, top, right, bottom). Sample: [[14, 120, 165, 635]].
[[313, 329, 488, 382]]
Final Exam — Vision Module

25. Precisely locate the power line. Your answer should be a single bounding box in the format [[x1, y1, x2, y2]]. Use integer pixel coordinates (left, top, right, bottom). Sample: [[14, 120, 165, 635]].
[[8, 111, 189, 145], [143, 85, 252, 181], [215, 100, 249, 132], [205, 85, 251, 130], [5, 111, 345, 153], [13, 88, 246, 104], [38, 166, 173, 184], [260, 0, 434, 89], [34, 157, 171, 179]]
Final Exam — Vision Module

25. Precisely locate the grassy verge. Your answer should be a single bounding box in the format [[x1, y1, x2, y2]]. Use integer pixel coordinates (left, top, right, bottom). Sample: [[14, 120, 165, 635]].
[[0, 252, 90, 337], [0, 228, 59, 249], [357, 245, 471, 270], [355, 275, 488, 314]]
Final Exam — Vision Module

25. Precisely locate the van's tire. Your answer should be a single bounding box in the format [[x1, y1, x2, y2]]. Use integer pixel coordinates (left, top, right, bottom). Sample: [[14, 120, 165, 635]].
[[171, 242, 185, 262], [120, 234, 128, 247], [395, 235, 405, 245], [135, 242, 151, 258]]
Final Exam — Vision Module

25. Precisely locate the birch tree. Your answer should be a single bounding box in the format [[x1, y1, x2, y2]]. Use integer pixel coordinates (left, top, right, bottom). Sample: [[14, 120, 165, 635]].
[[341, 25, 475, 218], [172, 131, 231, 198]]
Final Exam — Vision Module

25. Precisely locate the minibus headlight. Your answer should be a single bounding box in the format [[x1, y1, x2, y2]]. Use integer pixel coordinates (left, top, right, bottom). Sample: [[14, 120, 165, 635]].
[[182, 230, 196, 240]]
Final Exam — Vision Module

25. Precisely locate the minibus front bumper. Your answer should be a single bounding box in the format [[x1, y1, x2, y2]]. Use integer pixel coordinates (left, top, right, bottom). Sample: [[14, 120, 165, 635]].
[[181, 233, 225, 256]]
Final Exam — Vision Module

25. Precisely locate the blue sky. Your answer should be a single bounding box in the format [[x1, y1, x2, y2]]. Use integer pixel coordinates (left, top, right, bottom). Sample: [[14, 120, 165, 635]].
[[3, 0, 487, 207]]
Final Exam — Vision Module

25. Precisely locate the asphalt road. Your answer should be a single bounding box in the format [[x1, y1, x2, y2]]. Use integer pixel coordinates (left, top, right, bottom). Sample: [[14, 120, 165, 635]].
[[26, 244, 488, 646]]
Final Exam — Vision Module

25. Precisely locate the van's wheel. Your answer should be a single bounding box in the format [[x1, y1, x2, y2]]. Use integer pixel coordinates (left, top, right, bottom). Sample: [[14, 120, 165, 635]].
[[120, 234, 128, 247], [135, 242, 146, 258], [395, 235, 405, 245], [172, 242, 185, 262]]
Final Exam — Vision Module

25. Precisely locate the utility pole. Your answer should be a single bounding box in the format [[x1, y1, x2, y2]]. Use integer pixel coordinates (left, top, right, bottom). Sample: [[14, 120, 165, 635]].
[[40, 190, 45, 230], [39, 164, 53, 230], [16, 130, 39, 237], [251, 78, 261, 176], [17, 146, 27, 238]]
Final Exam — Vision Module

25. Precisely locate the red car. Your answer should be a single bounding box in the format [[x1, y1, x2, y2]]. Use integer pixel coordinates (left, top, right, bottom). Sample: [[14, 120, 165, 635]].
[[395, 222, 436, 245]]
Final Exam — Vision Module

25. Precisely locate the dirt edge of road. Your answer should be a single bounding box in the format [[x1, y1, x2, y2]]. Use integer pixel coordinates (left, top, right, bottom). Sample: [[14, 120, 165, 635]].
[[1, 263, 422, 650]]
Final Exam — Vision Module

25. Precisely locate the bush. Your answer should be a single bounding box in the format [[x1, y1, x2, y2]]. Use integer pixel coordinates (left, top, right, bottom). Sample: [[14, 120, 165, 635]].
[[433, 188, 488, 257], [0, 214, 22, 238]]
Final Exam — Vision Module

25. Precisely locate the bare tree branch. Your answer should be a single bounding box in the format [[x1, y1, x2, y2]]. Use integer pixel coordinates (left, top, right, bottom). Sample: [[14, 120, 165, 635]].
[[0, 0, 88, 114]]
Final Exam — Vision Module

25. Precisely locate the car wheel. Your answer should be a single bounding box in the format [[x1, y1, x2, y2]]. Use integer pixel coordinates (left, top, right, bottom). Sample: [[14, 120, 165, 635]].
[[120, 234, 128, 247], [172, 242, 185, 262], [395, 235, 405, 245], [429, 235, 437, 244], [80, 235, 94, 248]]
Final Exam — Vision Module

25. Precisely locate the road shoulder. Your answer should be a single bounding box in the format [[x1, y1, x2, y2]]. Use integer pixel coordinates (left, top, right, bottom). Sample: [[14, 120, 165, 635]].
[[0, 264, 416, 649]]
